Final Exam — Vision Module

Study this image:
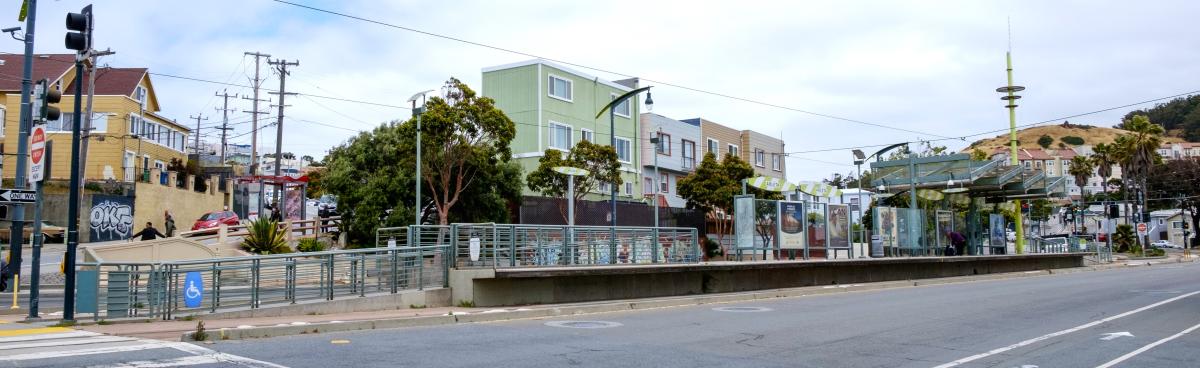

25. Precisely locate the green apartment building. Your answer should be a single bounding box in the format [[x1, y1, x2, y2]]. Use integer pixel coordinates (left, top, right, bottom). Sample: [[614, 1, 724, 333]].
[[482, 59, 643, 200]]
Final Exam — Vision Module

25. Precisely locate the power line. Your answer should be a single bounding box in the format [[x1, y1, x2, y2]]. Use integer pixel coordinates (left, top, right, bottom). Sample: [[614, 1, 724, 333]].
[[268, 0, 954, 140]]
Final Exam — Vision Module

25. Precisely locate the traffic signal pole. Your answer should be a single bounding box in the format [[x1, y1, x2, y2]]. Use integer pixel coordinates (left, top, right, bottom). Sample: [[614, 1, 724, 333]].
[[62, 4, 94, 322], [7, 0, 37, 291]]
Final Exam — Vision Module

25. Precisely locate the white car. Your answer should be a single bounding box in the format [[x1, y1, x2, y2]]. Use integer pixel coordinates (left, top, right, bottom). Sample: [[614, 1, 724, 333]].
[[1150, 240, 1180, 249]]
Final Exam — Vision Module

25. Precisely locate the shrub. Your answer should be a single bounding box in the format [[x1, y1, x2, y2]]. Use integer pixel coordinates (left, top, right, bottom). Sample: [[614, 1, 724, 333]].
[[297, 238, 326, 253], [1113, 224, 1135, 253], [1037, 135, 1053, 149], [701, 237, 723, 259], [193, 321, 208, 341], [241, 218, 291, 255], [1146, 248, 1165, 257], [1060, 136, 1085, 145]]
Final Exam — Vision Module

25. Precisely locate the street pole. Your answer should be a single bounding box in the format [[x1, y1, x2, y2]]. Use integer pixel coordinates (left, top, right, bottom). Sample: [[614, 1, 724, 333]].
[[64, 51, 87, 322], [243, 52, 271, 176], [215, 89, 237, 164], [78, 49, 114, 200], [1000, 52, 1026, 254], [190, 114, 207, 156], [567, 175, 575, 226], [609, 108, 617, 227], [407, 90, 432, 225], [652, 130, 660, 229], [27, 141, 49, 320], [267, 59, 298, 210], [7, 0, 37, 288]]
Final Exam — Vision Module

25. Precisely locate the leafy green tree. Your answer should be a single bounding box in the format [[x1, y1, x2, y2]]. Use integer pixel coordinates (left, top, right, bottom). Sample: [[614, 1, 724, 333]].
[[1090, 143, 1116, 194], [1060, 136, 1085, 145], [677, 152, 780, 254], [323, 78, 520, 244], [1113, 224, 1136, 253], [1037, 135, 1053, 149], [970, 148, 990, 161], [526, 140, 621, 223], [408, 78, 517, 225]]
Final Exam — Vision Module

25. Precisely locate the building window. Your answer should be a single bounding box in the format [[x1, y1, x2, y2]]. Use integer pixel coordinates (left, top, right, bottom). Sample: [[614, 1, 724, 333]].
[[625, 182, 633, 196], [598, 181, 610, 193], [728, 144, 739, 158], [754, 149, 765, 167], [656, 133, 671, 155], [611, 93, 630, 118], [644, 177, 653, 195], [660, 173, 669, 193], [772, 153, 781, 171], [615, 137, 631, 163], [681, 139, 695, 169], [548, 122, 572, 150], [548, 74, 572, 102], [1172, 221, 1184, 229], [707, 138, 718, 155], [580, 128, 594, 142], [134, 86, 147, 108]]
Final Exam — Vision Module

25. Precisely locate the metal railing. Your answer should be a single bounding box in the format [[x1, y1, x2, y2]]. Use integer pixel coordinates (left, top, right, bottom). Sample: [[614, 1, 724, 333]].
[[440, 224, 701, 268], [77, 244, 448, 320], [1027, 235, 1112, 263]]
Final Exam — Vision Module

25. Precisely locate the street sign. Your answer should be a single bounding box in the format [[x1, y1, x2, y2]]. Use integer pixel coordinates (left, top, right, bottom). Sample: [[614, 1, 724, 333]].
[[1136, 223, 1147, 234], [29, 125, 45, 183], [183, 271, 204, 308], [0, 188, 36, 204], [552, 166, 590, 176]]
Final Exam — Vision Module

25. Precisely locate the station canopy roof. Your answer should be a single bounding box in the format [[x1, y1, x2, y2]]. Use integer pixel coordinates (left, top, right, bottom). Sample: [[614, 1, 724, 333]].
[[868, 153, 1067, 202]]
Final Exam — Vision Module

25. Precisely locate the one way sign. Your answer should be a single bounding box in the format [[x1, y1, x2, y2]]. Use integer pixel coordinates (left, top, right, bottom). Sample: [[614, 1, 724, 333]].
[[0, 189, 37, 204]]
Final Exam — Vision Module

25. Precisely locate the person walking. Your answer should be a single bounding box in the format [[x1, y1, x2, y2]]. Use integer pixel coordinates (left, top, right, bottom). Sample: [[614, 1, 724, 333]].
[[131, 222, 167, 241], [164, 211, 176, 237]]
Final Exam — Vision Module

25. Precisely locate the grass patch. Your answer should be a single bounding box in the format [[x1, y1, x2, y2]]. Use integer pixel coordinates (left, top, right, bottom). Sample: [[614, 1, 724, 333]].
[[97, 320, 112, 325], [457, 300, 476, 308], [409, 304, 426, 309]]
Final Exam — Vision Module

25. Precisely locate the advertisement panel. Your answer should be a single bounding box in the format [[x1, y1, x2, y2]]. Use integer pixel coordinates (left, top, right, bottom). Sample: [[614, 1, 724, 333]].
[[875, 206, 897, 248], [989, 214, 1006, 248], [734, 195, 755, 249], [828, 204, 851, 249], [778, 201, 805, 249], [807, 202, 827, 258]]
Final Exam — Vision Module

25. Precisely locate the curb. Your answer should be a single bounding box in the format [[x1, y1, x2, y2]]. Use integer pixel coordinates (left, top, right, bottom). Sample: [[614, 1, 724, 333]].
[[177, 265, 1137, 342]]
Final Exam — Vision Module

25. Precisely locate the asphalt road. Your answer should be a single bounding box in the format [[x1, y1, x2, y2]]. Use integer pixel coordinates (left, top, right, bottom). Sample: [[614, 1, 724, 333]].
[[5, 262, 1200, 368]]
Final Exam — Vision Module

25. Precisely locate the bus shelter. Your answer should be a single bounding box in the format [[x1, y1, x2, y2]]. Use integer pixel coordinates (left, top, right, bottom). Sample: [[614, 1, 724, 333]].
[[731, 178, 855, 261], [869, 153, 1067, 256]]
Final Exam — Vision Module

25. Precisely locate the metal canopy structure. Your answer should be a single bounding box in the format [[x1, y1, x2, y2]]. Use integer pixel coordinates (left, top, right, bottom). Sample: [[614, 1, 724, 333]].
[[869, 153, 1067, 201]]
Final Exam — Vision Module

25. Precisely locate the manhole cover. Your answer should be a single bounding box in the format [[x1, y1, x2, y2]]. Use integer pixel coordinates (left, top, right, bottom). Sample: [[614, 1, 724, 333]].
[[544, 321, 623, 329], [713, 307, 773, 313]]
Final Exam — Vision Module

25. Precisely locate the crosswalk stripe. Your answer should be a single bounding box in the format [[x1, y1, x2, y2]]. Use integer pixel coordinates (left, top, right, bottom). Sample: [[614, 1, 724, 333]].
[[0, 343, 170, 361], [0, 335, 135, 350], [0, 330, 97, 343]]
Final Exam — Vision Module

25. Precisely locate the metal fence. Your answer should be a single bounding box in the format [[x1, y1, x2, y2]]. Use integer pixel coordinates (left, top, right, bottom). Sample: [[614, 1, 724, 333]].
[[1028, 235, 1113, 263], [518, 196, 706, 231], [76, 245, 449, 320], [440, 224, 701, 268]]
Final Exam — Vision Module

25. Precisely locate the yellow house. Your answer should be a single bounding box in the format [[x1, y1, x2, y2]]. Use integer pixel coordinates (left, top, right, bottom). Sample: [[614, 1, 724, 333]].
[[1, 54, 190, 182]]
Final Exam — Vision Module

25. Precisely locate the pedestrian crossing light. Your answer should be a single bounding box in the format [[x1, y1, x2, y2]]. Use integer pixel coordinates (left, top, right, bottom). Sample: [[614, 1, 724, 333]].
[[32, 79, 61, 122], [64, 5, 93, 52]]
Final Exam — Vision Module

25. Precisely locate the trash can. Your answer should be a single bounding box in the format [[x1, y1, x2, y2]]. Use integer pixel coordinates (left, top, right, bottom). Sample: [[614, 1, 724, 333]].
[[870, 235, 884, 258]]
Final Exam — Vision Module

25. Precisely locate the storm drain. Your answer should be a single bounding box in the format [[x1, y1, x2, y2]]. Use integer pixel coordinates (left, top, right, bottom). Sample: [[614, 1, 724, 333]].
[[712, 306, 773, 313], [544, 321, 624, 329]]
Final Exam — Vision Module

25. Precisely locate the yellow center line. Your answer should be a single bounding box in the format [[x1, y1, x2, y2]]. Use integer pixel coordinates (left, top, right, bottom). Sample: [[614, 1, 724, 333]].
[[0, 327, 73, 337]]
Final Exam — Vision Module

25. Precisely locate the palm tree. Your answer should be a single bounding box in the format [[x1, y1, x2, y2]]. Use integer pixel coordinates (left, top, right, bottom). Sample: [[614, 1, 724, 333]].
[[1116, 115, 1164, 246], [1090, 143, 1115, 196], [1111, 134, 1134, 223], [1068, 155, 1095, 201]]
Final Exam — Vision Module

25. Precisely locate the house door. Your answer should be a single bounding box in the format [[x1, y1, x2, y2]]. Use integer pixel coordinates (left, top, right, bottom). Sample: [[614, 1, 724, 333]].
[[123, 152, 135, 182]]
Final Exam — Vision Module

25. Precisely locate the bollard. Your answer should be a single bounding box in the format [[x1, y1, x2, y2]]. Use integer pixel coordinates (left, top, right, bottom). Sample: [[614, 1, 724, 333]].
[[10, 275, 19, 309]]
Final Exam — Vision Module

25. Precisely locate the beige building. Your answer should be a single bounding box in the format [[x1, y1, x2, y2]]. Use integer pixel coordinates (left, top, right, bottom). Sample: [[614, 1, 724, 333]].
[[695, 118, 786, 179]]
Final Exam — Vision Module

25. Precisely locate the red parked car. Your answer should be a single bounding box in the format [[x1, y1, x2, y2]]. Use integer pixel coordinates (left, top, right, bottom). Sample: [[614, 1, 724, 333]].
[[191, 210, 240, 232]]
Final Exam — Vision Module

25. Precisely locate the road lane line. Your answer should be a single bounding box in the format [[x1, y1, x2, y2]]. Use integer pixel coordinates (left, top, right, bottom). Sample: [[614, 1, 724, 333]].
[[163, 341, 289, 368], [0, 343, 169, 361], [932, 290, 1200, 368], [1094, 321, 1200, 368]]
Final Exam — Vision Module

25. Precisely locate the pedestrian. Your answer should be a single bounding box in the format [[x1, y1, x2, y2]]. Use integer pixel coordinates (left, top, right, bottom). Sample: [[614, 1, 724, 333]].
[[131, 222, 167, 241], [164, 211, 176, 237], [270, 202, 283, 222], [946, 230, 967, 256]]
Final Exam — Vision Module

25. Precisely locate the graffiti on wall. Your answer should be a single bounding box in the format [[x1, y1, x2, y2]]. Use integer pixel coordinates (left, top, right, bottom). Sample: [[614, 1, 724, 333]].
[[90, 195, 134, 242]]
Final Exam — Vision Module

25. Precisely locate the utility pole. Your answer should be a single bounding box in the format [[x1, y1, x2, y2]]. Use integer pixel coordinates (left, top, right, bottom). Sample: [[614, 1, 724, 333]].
[[6, 0, 37, 290], [190, 114, 208, 156], [267, 58, 298, 209], [243, 52, 271, 175], [214, 89, 237, 164], [997, 52, 1026, 254], [77, 48, 114, 233]]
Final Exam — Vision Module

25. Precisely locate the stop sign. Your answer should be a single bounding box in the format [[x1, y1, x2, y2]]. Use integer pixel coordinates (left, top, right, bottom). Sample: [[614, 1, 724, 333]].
[[29, 125, 46, 183], [1137, 223, 1147, 233]]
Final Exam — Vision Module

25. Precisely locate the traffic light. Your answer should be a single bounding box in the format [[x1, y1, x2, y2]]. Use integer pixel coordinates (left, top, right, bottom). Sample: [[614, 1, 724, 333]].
[[32, 79, 61, 122], [1108, 204, 1120, 219], [64, 5, 92, 52]]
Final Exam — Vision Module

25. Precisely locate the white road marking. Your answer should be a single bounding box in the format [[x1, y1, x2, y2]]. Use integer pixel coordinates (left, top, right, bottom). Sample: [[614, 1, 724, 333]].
[[0, 335, 135, 350], [932, 290, 1200, 368], [1094, 321, 1200, 368], [0, 330, 96, 343], [84, 352, 286, 368], [1099, 332, 1134, 341], [0, 343, 169, 361]]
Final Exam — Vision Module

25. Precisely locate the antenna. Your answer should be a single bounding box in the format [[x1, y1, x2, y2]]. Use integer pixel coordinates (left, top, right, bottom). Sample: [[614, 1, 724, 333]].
[[1007, 16, 1012, 52]]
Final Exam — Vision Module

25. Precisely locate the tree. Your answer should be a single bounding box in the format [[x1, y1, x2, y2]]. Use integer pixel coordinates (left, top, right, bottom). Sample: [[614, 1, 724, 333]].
[[677, 152, 780, 255], [526, 140, 621, 223], [409, 78, 518, 225], [1029, 199, 1053, 235], [324, 122, 418, 245], [1147, 158, 1200, 248], [970, 148, 990, 161], [1037, 134, 1053, 149], [1117, 115, 1165, 242], [305, 167, 325, 199], [281, 152, 296, 160], [1090, 143, 1116, 194], [301, 155, 314, 164], [1068, 156, 1094, 199]]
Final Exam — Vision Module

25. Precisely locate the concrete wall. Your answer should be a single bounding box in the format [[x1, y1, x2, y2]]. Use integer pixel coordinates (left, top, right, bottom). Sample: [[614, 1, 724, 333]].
[[461, 254, 1084, 307], [133, 178, 226, 233]]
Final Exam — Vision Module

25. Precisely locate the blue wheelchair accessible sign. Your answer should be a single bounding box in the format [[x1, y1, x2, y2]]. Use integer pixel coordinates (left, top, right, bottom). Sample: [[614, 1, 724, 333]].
[[184, 271, 204, 308]]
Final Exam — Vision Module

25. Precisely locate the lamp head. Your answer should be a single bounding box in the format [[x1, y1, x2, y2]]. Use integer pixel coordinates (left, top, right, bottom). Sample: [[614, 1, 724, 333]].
[[644, 90, 653, 112], [1, 27, 20, 33]]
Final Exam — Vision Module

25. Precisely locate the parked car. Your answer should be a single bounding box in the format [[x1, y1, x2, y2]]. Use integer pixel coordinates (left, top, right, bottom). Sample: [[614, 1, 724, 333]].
[[1150, 240, 1180, 249], [191, 210, 240, 232], [0, 221, 65, 244], [1006, 230, 1016, 242]]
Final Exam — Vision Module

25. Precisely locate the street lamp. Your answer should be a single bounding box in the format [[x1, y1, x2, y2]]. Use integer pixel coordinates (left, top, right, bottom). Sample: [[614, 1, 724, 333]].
[[595, 86, 653, 227], [408, 89, 434, 226], [650, 131, 661, 229]]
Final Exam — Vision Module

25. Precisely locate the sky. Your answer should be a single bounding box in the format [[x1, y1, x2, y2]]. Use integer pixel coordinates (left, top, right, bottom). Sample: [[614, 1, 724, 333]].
[[3, 0, 1198, 183]]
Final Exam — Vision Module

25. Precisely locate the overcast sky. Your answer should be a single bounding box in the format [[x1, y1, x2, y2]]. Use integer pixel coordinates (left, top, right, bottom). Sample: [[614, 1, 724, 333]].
[[4, 0, 1198, 182]]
